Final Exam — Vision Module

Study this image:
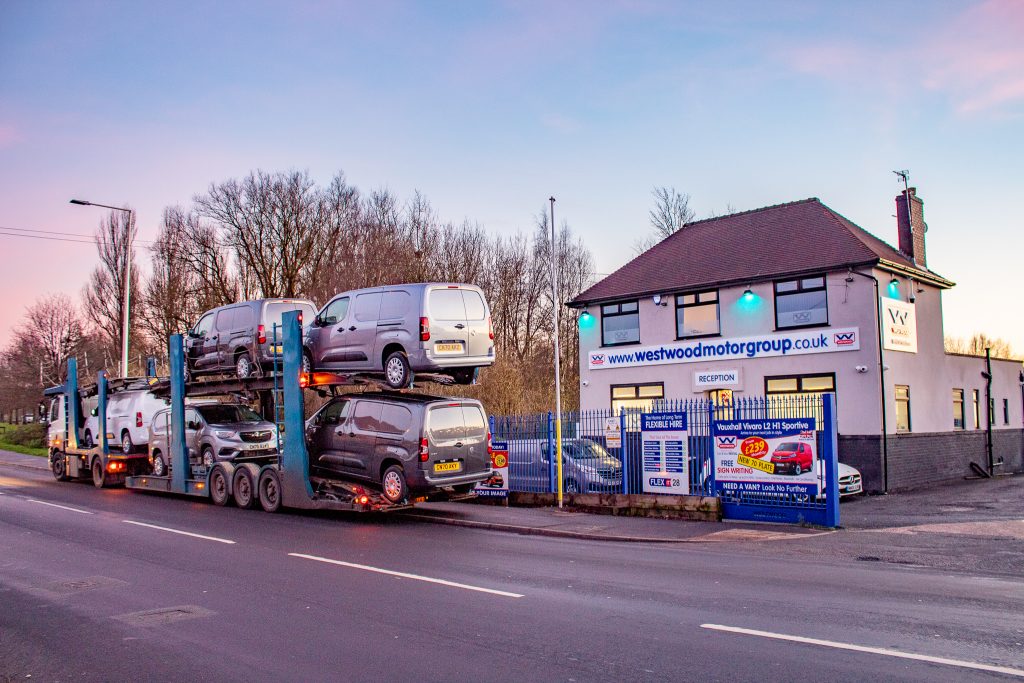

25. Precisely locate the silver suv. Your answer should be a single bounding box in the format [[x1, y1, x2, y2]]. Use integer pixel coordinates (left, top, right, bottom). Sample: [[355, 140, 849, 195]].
[[303, 283, 495, 388], [507, 439, 623, 494], [148, 402, 278, 476]]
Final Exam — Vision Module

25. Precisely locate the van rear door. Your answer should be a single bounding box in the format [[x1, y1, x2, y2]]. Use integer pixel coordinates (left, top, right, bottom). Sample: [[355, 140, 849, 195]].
[[426, 287, 470, 360], [460, 288, 491, 359], [424, 402, 489, 479]]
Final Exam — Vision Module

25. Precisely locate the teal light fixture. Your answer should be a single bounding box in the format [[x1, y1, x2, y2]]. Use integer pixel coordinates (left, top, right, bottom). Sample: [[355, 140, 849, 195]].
[[888, 276, 900, 296], [578, 309, 595, 329]]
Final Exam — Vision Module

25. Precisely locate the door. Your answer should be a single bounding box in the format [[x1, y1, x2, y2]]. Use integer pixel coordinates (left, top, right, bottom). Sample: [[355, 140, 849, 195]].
[[214, 306, 250, 368], [310, 296, 351, 368], [190, 313, 217, 370], [342, 400, 382, 478], [308, 399, 351, 475], [184, 408, 201, 464], [461, 288, 491, 358], [427, 287, 470, 361], [348, 292, 382, 370]]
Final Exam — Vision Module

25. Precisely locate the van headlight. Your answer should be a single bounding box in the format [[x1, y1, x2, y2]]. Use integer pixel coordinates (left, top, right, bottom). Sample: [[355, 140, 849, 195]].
[[214, 430, 235, 438]]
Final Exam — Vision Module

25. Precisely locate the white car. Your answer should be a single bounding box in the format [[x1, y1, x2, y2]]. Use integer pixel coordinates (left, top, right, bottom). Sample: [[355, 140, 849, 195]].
[[837, 462, 863, 497]]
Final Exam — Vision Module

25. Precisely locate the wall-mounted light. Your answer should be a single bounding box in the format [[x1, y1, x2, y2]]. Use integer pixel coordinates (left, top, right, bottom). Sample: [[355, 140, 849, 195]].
[[889, 276, 899, 287], [652, 294, 667, 307], [578, 309, 595, 329], [742, 286, 754, 299]]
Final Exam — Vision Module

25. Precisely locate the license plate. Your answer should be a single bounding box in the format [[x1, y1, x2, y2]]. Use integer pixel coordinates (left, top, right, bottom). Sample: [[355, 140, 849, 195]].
[[270, 344, 283, 354], [434, 461, 461, 473], [435, 342, 464, 354], [241, 442, 270, 450]]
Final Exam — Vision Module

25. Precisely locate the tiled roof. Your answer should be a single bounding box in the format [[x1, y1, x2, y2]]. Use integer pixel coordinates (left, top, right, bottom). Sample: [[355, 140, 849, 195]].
[[571, 198, 952, 305]]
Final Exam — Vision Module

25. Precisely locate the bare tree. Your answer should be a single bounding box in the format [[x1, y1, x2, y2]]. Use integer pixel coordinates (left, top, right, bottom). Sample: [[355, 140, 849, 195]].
[[635, 186, 695, 254], [82, 209, 141, 364], [945, 334, 1017, 359]]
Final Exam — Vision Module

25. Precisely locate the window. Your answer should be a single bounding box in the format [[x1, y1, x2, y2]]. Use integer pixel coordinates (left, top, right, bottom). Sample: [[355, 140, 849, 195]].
[[765, 374, 835, 424], [428, 405, 466, 440], [973, 390, 981, 429], [352, 401, 383, 432], [765, 374, 835, 395], [379, 291, 411, 320], [193, 313, 214, 337], [952, 389, 965, 429], [196, 404, 262, 424], [610, 383, 663, 415], [321, 399, 350, 425], [601, 301, 640, 346], [676, 290, 719, 338], [990, 398, 996, 426], [353, 293, 383, 322], [895, 385, 911, 432], [265, 302, 317, 333], [1004, 398, 1010, 425], [429, 289, 466, 321], [321, 297, 350, 325], [378, 404, 413, 435], [774, 275, 828, 329], [462, 291, 487, 320]]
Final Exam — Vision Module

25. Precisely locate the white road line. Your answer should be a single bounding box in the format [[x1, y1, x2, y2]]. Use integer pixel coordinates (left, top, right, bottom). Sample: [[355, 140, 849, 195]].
[[123, 520, 236, 545], [289, 552, 524, 598], [701, 624, 1024, 678], [27, 499, 93, 514]]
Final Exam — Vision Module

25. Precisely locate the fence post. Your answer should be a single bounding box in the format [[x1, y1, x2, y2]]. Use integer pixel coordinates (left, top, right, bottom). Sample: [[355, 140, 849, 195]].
[[707, 399, 716, 496], [619, 410, 629, 495], [546, 411, 555, 493], [823, 393, 840, 528]]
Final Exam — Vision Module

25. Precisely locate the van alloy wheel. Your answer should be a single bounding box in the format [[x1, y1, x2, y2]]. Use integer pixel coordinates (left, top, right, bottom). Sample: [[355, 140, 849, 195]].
[[121, 433, 133, 455], [236, 353, 253, 379], [202, 447, 215, 468], [384, 352, 411, 389], [381, 465, 408, 503], [152, 453, 166, 477]]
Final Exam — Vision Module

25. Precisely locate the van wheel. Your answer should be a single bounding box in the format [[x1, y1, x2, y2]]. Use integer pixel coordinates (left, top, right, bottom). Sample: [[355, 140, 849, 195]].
[[91, 458, 108, 489], [381, 465, 408, 504], [121, 432, 133, 455], [235, 352, 253, 379], [210, 465, 231, 506], [794, 464, 803, 476], [151, 451, 167, 477], [51, 453, 70, 482], [233, 467, 256, 508], [301, 350, 313, 374], [451, 368, 477, 385], [384, 351, 411, 389], [201, 447, 216, 468], [258, 469, 282, 513]]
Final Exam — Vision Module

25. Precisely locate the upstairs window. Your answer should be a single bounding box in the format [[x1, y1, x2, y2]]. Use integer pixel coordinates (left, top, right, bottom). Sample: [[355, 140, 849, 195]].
[[774, 275, 828, 329], [601, 301, 640, 346], [676, 290, 719, 338]]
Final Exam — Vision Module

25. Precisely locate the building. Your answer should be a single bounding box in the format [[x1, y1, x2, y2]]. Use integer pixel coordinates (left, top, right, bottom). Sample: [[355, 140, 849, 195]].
[[569, 190, 1023, 492]]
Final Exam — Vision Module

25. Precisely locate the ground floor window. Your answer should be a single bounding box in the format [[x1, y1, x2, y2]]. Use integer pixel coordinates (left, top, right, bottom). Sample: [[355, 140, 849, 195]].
[[973, 390, 981, 429], [952, 389, 965, 429], [764, 373, 835, 424], [610, 383, 664, 415], [895, 385, 911, 432]]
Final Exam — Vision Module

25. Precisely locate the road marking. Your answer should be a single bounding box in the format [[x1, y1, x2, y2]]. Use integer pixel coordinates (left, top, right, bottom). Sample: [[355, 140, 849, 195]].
[[700, 624, 1024, 678], [123, 520, 235, 545], [27, 499, 93, 514], [289, 553, 524, 598]]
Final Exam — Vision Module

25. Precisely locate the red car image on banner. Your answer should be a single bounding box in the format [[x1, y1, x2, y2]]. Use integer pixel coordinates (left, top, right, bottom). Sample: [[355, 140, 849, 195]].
[[713, 418, 818, 496], [769, 441, 814, 475]]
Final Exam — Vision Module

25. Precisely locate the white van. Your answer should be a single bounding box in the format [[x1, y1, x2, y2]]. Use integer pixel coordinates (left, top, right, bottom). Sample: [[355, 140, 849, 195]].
[[107, 390, 169, 454]]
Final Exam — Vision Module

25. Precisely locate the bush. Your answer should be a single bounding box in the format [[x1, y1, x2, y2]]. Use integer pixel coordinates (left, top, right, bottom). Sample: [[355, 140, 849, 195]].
[[4, 423, 46, 448]]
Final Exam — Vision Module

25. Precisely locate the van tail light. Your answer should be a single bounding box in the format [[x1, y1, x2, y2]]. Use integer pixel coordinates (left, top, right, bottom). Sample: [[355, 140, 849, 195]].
[[136, 411, 143, 428], [487, 431, 493, 456], [487, 316, 494, 340], [419, 437, 429, 462], [257, 324, 267, 344], [419, 317, 430, 342]]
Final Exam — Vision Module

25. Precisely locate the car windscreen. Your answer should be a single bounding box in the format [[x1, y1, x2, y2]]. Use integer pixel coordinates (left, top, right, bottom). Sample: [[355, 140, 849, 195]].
[[567, 440, 619, 465], [196, 405, 263, 424], [775, 442, 801, 451], [265, 302, 317, 336]]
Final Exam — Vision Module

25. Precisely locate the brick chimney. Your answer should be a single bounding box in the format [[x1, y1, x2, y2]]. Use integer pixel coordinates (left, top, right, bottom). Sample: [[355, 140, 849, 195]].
[[896, 187, 927, 267]]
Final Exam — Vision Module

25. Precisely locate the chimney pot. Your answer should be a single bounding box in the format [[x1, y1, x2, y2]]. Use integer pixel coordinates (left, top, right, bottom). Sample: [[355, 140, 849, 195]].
[[896, 187, 927, 267]]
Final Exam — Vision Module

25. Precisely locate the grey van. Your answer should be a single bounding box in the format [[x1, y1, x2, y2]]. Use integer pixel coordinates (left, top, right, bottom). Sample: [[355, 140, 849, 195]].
[[303, 283, 494, 389], [148, 402, 278, 476], [186, 298, 318, 379], [305, 392, 492, 503], [508, 439, 623, 494]]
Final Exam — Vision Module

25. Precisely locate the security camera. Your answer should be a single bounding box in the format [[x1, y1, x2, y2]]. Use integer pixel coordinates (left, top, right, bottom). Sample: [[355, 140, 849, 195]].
[[581, 379, 589, 387], [855, 365, 868, 373], [908, 292, 916, 303]]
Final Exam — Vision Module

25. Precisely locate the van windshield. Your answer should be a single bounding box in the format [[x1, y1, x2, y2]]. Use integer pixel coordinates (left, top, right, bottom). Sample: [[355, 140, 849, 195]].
[[265, 302, 318, 336], [196, 405, 263, 425], [565, 440, 618, 464], [775, 442, 801, 451]]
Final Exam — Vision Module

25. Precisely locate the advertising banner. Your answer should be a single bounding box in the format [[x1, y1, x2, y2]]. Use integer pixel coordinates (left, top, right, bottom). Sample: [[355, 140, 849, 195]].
[[881, 297, 917, 353], [603, 416, 622, 449], [713, 418, 818, 496], [589, 327, 860, 370], [640, 412, 689, 495], [474, 440, 509, 498]]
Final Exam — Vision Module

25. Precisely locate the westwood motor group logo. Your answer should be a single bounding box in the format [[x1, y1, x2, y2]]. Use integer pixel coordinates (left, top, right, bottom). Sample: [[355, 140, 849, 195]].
[[716, 436, 737, 449], [591, 354, 605, 366], [834, 331, 856, 346]]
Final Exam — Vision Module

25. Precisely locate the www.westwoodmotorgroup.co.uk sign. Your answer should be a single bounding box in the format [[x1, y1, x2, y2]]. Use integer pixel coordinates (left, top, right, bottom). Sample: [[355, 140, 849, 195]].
[[588, 327, 860, 370]]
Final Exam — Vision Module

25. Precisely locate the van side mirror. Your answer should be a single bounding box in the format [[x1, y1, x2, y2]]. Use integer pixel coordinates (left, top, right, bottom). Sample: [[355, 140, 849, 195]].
[[187, 420, 200, 430], [312, 314, 323, 327], [324, 414, 339, 425]]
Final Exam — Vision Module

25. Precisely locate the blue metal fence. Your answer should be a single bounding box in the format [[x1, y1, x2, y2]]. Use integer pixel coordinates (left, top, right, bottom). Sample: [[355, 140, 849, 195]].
[[490, 394, 840, 527]]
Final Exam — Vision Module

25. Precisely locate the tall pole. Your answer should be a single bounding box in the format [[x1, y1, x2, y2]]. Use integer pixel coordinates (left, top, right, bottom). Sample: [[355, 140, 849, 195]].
[[985, 347, 994, 475], [121, 210, 133, 378], [549, 196, 564, 509]]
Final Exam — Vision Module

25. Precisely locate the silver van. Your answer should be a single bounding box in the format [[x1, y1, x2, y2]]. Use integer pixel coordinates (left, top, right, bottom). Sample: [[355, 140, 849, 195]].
[[303, 283, 495, 389], [508, 439, 623, 494], [305, 392, 492, 503], [148, 402, 278, 476]]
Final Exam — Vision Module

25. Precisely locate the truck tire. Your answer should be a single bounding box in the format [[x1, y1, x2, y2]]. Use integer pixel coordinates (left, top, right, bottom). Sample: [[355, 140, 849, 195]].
[[232, 467, 256, 509], [381, 464, 408, 504], [51, 453, 71, 482], [151, 451, 167, 477], [91, 458, 108, 489], [209, 465, 231, 506], [258, 468, 282, 513]]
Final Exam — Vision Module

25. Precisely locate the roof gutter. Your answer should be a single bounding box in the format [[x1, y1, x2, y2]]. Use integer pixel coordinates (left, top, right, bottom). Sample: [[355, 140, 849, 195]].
[[876, 259, 954, 289]]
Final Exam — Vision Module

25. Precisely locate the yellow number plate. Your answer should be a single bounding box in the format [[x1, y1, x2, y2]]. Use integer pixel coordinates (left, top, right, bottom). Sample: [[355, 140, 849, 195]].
[[435, 342, 464, 354], [271, 344, 283, 354], [434, 461, 462, 473]]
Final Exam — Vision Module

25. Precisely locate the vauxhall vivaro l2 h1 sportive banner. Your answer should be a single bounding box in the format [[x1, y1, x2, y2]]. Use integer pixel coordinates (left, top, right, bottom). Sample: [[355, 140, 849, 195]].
[[713, 418, 818, 496]]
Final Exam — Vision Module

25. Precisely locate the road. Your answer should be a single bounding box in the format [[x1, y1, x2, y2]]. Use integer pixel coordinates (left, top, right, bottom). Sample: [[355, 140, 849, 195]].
[[2, 463, 1023, 682]]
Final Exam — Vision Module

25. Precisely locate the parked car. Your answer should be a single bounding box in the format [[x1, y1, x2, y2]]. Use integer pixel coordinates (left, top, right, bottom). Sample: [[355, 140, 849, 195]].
[[507, 438, 623, 494], [304, 392, 492, 503], [148, 402, 278, 476], [769, 441, 815, 475], [186, 298, 319, 380], [107, 390, 169, 455], [303, 283, 495, 389], [837, 462, 863, 497]]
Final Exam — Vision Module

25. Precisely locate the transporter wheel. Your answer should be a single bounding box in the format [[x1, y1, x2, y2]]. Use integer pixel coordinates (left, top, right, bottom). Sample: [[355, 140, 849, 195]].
[[91, 458, 108, 489], [151, 451, 167, 477], [232, 467, 256, 509], [121, 432, 134, 455], [235, 352, 253, 380], [258, 469, 282, 513], [51, 453, 71, 482], [383, 351, 411, 389], [381, 465, 409, 504], [209, 465, 231, 506]]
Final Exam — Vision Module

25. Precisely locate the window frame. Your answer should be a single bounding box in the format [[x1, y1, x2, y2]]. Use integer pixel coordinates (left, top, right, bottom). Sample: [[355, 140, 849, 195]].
[[973, 389, 981, 429], [763, 373, 836, 395], [773, 274, 829, 330], [952, 389, 965, 430], [675, 289, 720, 340], [1003, 398, 1010, 425], [895, 385, 911, 433], [609, 382, 664, 415], [600, 300, 641, 347]]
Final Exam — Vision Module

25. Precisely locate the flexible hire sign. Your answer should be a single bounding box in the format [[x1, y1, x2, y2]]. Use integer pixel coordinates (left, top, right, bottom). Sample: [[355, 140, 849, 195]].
[[588, 327, 860, 370]]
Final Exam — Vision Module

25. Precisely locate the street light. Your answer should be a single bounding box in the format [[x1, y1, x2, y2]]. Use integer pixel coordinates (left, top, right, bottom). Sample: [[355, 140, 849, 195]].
[[70, 198, 134, 378], [549, 196, 564, 509]]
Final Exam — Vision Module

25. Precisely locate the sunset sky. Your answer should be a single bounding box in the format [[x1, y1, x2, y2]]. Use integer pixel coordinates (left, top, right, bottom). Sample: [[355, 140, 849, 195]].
[[1, 0, 1022, 351]]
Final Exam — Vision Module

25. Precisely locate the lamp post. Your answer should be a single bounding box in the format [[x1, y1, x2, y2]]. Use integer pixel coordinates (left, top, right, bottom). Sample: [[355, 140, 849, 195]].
[[70, 199, 134, 378], [549, 196, 564, 509]]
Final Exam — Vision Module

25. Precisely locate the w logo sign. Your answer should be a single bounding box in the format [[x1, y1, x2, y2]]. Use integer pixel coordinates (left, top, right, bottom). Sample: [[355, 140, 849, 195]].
[[592, 354, 606, 366], [716, 436, 737, 449], [888, 309, 909, 325], [834, 332, 856, 346]]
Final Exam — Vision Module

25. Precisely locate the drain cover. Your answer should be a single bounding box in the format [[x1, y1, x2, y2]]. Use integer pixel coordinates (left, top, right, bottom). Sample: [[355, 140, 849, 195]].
[[115, 605, 214, 626], [45, 576, 128, 594]]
